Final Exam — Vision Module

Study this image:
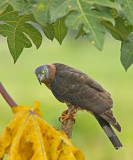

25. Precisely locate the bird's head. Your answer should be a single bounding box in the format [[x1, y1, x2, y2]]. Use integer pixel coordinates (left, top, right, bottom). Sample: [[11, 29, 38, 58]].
[[35, 65, 49, 85]]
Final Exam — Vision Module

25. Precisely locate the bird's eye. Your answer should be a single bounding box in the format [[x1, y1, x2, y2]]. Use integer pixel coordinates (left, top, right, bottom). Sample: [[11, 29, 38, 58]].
[[42, 70, 45, 74]]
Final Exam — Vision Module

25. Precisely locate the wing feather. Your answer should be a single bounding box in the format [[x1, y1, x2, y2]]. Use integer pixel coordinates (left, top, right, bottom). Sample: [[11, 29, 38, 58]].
[[50, 68, 113, 115], [50, 63, 121, 132]]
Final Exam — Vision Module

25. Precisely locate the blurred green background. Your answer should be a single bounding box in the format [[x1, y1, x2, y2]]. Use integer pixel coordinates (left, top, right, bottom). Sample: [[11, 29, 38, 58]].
[[0, 33, 133, 160]]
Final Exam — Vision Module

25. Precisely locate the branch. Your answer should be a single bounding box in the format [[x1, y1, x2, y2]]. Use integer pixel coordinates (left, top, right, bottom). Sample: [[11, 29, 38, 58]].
[[60, 108, 74, 139], [61, 119, 73, 139], [0, 82, 18, 107]]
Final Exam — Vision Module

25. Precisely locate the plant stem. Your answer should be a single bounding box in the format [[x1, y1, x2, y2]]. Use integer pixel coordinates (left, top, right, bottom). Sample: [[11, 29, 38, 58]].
[[0, 82, 18, 107]]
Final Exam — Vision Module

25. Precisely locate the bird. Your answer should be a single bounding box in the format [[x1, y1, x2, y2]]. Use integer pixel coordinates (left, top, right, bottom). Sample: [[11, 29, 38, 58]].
[[35, 63, 123, 150]]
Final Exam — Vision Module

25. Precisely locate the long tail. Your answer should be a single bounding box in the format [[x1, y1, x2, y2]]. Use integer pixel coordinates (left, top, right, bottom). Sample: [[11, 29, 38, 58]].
[[95, 114, 123, 150]]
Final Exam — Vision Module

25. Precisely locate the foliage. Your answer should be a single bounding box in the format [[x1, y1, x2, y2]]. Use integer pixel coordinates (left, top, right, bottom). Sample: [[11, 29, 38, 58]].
[[121, 33, 133, 71], [0, 0, 133, 70], [0, 102, 84, 160]]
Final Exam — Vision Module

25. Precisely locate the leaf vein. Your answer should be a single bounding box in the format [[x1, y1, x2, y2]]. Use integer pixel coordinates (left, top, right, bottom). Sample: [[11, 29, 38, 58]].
[[76, 0, 100, 47], [126, 0, 133, 18], [51, 0, 71, 20], [9, 112, 31, 158], [32, 115, 45, 159]]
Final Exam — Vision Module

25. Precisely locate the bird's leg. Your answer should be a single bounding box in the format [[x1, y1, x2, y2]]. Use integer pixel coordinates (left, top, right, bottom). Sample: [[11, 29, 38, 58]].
[[59, 108, 76, 124], [61, 109, 68, 116]]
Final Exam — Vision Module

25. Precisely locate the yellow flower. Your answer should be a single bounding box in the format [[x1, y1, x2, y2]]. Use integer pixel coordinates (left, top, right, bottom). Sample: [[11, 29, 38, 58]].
[[0, 102, 84, 160]]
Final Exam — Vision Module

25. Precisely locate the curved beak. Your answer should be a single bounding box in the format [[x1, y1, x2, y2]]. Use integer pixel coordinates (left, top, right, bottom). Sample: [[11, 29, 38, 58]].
[[37, 74, 42, 85]]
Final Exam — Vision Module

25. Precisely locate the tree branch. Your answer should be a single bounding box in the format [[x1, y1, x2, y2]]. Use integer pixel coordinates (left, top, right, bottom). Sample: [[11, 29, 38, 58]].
[[60, 108, 74, 139], [0, 82, 18, 107], [61, 119, 73, 139]]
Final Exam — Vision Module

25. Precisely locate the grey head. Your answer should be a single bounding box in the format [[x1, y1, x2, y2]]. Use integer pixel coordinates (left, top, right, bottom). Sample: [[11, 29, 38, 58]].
[[35, 65, 49, 84]]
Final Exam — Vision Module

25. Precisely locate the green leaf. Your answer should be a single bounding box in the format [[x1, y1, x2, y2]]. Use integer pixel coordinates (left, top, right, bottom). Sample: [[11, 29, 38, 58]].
[[41, 23, 54, 40], [0, 3, 8, 15], [0, 5, 42, 63], [0, 0, 6, 6], [75, 24, 86, 39], [66, 10, 113, 50], [125, 23, 133, 33], [50, 0, 116, 22], [50, 0, 77, 22], [7, 0, 36, 15], [50, 0, 114, 50], [102, 17, 130, 41], [84, 0, 117, 8], [121, 33, 133, 71], [101, 21, 121, 40], [53, 17, 68, 44], [117, 0, 133, 25], [33, 0, 53, 25]]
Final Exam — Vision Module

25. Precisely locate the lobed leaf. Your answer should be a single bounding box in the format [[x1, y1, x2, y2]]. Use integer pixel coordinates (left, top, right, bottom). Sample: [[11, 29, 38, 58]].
[[50, 0, 114, 50], [0, 5, 42, 63], [75, 24, 86, 39], [7, 0, 36, 15], [53, 16, 68, 44], [0, 0, 6, 6], [0, 102, 84, 160], [66, 9, 113, 50], [41, 23, 54, 41], [87, 0, 117, 8], [50, 0, 77, 22], [33, 0, 53, 25], [117, 0, 133, 25], [0, 4, 8, 15], [50, 0, 116, 22], [121, 33, 133, 71], [0, 0, 133, 70], [101, 17, 130, 41]]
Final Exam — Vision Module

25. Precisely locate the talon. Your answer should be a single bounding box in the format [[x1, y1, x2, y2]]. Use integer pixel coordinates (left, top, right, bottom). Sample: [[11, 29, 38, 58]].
[[62, 109, 68, 116], [58, 115, 67, 122], [72, 119, 76, 124], [58, 109, 76, 123], [59, 116, 63, 122], [58, 109, 68, 122]]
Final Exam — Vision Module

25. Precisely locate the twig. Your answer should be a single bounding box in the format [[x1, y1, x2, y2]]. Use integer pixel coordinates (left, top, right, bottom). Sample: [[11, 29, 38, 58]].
[[60, 108, 74, 139], [0, 82, 18, 107]]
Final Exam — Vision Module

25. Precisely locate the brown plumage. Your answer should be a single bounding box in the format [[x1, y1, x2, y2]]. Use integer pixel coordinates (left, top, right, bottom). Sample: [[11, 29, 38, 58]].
[[35, 63, 123, 150]]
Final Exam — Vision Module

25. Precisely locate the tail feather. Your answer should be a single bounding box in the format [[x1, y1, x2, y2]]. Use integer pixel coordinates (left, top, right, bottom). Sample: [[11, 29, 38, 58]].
[[100, 110, 121, 132], [95, 114, 123, 150]]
